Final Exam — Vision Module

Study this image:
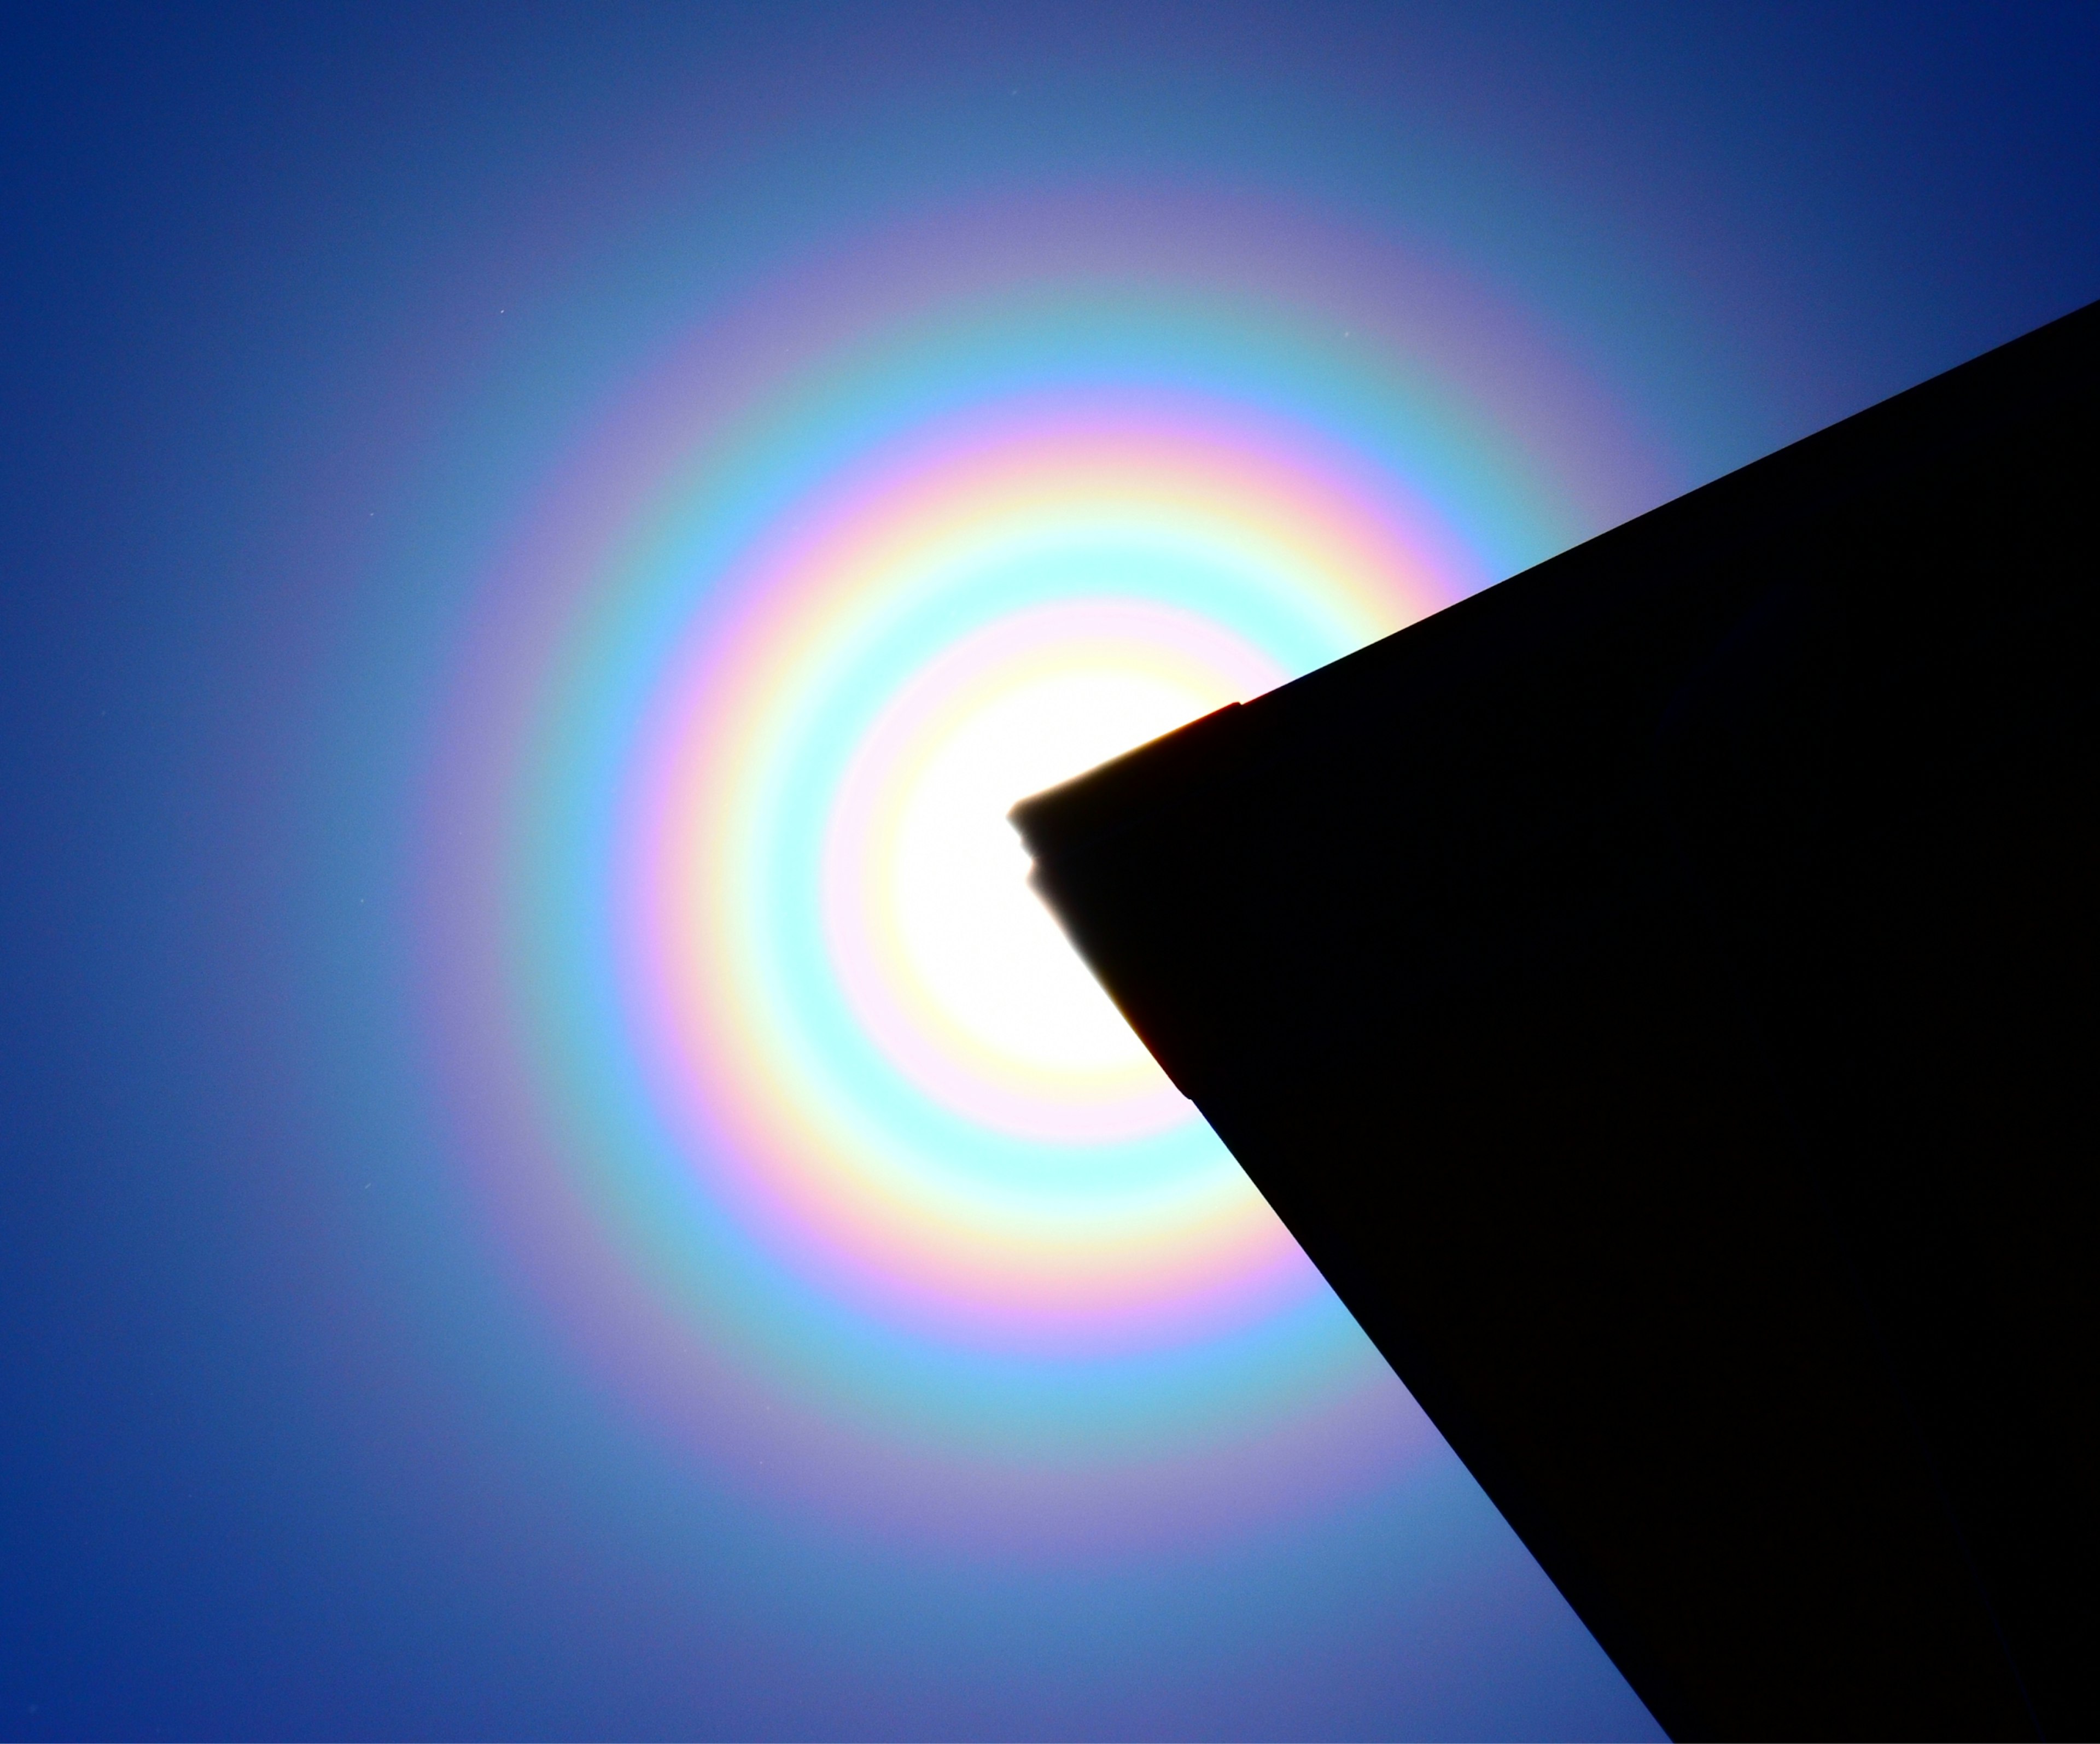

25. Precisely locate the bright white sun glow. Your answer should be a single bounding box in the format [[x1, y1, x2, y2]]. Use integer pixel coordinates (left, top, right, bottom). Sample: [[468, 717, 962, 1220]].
[[821, 600, 1285, 1142], [891, 664, 1210, 1075]]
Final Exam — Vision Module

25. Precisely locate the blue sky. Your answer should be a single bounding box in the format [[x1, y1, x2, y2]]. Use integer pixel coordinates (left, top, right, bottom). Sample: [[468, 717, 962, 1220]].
[[2, 7, 2096, 1738]]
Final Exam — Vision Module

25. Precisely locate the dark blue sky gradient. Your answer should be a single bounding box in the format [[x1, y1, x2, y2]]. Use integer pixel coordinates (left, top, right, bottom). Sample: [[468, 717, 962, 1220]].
[[2, 7, 2096, 1739]]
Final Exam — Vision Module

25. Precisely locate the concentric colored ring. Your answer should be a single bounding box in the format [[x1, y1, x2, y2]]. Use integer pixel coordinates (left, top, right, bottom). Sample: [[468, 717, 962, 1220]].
[[413, 192, 1666, 1548]]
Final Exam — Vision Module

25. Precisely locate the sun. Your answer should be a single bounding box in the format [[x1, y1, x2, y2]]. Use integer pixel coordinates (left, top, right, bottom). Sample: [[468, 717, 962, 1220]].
[[821, 597, 1285, 1141]]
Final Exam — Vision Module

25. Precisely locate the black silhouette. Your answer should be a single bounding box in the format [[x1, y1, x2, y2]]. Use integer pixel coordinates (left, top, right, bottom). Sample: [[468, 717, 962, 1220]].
[[1012, 300, 2099, 1741]]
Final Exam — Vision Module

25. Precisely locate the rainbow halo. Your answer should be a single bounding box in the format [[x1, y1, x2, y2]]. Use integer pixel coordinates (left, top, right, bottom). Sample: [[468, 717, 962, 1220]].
[[420, 193, 1655, 1546]]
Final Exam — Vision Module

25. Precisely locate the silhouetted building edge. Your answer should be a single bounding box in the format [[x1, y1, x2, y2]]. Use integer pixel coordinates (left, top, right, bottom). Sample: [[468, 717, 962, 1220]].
[[1012, 299, 2100, 1741]]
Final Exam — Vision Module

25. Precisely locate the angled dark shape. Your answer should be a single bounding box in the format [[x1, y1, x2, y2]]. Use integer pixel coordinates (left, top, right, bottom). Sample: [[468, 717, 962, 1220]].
[[1011, 301, 2099, 1741]]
